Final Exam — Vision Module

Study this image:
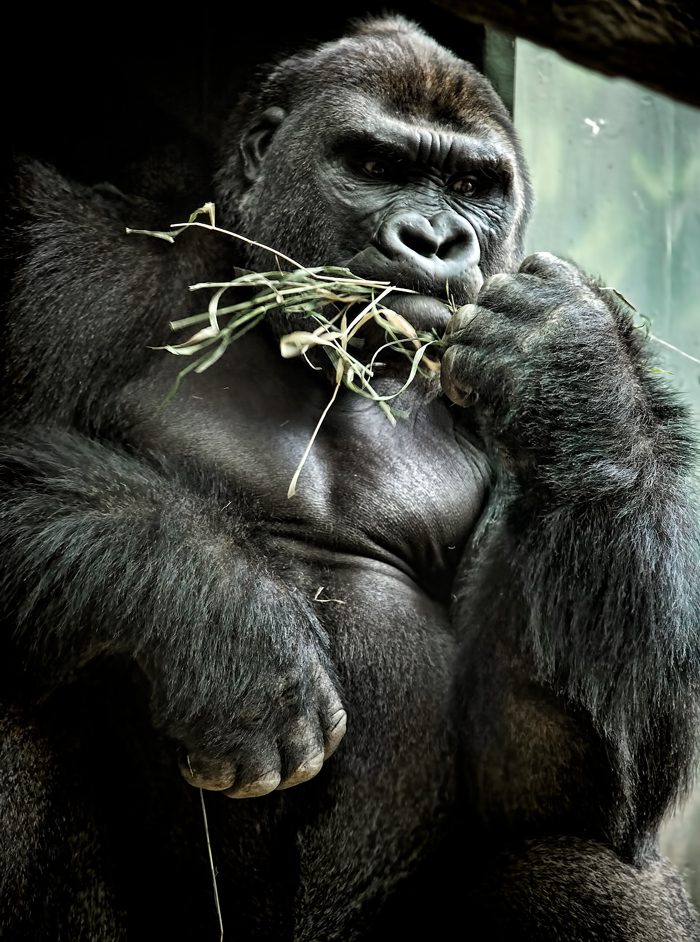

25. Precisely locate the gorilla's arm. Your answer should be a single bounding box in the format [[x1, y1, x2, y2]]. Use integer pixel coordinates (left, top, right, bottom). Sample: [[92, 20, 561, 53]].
[[0, 428, 345, 796], [443, 254, 700, 855]]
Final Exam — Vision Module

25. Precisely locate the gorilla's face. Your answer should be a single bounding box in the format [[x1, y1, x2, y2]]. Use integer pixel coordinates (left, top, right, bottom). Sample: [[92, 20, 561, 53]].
[[327, 102, 515, 308], [226, 21, 531, 338]]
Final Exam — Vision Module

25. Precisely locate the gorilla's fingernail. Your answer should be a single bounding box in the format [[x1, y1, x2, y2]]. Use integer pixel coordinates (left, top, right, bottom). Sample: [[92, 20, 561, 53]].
[[179, 762, 236, 791], [485, 272, 511, 289], [224, 770, 281, 799], [458, 306, 481, 328], [443, 384, 473, 407], [324, 709, 347, 759], [440, 353, 473, 407], [276, 751, 325, 790], [444, 303, 480, 339]]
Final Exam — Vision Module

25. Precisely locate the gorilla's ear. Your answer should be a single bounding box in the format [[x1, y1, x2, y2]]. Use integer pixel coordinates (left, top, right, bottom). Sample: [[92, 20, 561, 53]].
[[240, 107, 286, 183]]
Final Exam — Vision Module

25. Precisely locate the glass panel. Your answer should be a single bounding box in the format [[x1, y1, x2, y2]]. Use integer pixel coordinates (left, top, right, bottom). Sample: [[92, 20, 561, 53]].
[[514, 39, 700, 419]]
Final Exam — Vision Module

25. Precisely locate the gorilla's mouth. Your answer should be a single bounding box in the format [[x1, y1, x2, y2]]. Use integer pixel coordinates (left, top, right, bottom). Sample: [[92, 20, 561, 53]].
[[341, 251, 483, 335], [379, 292, 454, 335]]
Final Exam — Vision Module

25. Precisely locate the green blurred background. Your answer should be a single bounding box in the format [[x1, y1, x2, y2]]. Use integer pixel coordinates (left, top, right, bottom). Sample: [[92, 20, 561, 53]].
[[514, 39, 700, 418]]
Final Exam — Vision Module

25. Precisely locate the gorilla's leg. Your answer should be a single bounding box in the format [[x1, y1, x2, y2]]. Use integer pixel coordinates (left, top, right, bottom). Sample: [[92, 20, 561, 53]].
[[0, 701, 126, 941], [450, 629, 700, 939], [468, 837, 700, 942]]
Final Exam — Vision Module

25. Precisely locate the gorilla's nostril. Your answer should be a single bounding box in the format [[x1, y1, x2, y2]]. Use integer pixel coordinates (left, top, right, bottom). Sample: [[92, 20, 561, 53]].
[[437, 236, 463, 261], [402, 229, 440, 258]]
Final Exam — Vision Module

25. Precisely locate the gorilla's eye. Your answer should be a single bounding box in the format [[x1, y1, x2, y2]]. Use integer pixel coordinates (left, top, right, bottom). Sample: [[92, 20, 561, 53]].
[[450, 171, 499, 197], [361, 160, 388, 178], [450, 175, 479, 195]]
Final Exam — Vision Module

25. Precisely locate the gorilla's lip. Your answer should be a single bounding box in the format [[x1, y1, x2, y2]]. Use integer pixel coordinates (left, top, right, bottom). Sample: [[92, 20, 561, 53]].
[[337, 262, 453, 335], [377, 291, 453, 336], [340, 250, 480, 335]]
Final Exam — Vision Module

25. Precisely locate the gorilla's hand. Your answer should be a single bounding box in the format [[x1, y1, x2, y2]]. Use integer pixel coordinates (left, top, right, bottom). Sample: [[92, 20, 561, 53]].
[[141, 582, 346, 798], [440, 253, 663, 501]]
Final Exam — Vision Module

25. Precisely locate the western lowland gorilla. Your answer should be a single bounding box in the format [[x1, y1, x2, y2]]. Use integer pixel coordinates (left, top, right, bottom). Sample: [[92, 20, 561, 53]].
[[1, 14, 700, 942]]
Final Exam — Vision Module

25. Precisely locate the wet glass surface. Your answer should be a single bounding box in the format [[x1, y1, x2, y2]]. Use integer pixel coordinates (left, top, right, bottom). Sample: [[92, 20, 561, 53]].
[[514, 40, 700, 420]]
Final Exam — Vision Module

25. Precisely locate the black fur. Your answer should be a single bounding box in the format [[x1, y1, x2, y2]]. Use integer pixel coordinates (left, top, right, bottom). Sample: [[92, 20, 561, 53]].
[[1, 16, 699, 941]]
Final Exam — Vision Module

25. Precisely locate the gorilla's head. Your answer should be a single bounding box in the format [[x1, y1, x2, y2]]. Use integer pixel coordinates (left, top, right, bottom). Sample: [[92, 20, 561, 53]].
[[215, 16, 532, 336]]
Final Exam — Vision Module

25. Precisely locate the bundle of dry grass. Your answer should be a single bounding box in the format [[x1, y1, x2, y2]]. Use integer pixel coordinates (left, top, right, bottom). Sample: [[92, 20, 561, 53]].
[[128, 204, 446, 495]]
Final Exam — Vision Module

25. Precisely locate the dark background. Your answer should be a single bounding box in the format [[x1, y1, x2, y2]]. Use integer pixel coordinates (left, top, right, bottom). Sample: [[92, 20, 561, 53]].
[[5, 0, 696, 200], [2, 4, 484, 196]]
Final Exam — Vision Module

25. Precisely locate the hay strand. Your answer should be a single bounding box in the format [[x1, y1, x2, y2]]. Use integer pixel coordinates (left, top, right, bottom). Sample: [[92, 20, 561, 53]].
[[128, 204, 446, 494]]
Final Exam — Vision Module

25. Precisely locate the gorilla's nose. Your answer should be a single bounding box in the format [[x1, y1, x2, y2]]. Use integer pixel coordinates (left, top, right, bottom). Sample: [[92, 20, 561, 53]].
[[375, 210, 479, 278]]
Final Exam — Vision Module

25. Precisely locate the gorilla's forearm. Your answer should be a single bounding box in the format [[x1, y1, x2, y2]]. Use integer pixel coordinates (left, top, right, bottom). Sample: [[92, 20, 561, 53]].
[[447, 256, 700, 855], [508, 474, 700, 759], [0, 427, 344, 796], [453, 474, 700, 858]]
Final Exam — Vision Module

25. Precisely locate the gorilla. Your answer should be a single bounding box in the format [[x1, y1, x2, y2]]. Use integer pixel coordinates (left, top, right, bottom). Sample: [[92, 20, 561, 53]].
[[1, 14, 700, 942]]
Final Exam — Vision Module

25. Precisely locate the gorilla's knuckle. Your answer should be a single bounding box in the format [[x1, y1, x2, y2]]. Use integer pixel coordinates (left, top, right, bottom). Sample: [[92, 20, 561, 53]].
[[276, 750, 325, 790], [225, 769, 282, 799], [284, 714, 324, 752], [480, 271, 516, 297], [446, 302, 482, 336], [323, 707, 347, 759], [520, 251, 562, 274], [519, 253, 590, 293]]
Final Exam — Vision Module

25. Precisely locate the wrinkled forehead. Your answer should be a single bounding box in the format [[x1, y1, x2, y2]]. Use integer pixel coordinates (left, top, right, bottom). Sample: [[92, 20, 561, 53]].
[[306, 89, 517, 171]]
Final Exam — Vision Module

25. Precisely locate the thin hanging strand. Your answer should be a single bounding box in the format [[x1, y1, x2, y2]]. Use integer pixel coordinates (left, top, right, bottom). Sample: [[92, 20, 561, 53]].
[[200, 788, 224, 941]]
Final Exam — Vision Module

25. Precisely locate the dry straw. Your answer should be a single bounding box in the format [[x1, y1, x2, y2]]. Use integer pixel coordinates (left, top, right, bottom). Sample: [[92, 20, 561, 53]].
[[128, 203, 445, 496]]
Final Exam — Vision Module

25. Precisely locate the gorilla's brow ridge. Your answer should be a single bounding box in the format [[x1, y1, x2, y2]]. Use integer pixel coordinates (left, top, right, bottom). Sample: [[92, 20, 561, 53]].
[[333, 124, 514, 175]]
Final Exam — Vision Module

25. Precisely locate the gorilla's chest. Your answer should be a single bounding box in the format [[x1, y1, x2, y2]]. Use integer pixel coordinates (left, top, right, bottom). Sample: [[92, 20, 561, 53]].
[[121, 331, 488, 595]]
